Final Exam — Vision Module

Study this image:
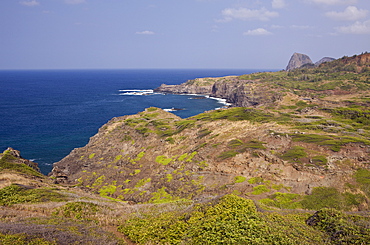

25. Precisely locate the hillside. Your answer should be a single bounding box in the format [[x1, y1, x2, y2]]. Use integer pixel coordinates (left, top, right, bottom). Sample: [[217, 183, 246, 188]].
[[1, 53, 370, 244]]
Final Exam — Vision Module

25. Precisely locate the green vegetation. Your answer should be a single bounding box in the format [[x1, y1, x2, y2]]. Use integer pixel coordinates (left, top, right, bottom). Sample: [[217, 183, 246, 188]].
[[217, 150, 238, 160], [354, 168, 370, 196], [119, 194, 354, 244], [290, 133, 370, 152], [260, 192, 302, 209], [0, 151, 43, 177], [53, 201, 101, 222], [306, 208, 370, 244], [300, 187, 366, 211], [155, 155, 172, 165], [0, 184, 66, 206], [233, 176, 246, 183], [251, 185, 270, 195], [281, 146, 307, 162], [0, 233, 56, 245], [192, 107, 274, 123]]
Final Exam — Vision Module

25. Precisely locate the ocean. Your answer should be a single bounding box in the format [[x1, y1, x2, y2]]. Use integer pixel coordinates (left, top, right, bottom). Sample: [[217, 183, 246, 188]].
[[0, 69, 265, 174]]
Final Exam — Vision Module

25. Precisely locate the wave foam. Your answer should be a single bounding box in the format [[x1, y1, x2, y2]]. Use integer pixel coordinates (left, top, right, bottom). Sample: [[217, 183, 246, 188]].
[[119, 89, 154, 96]]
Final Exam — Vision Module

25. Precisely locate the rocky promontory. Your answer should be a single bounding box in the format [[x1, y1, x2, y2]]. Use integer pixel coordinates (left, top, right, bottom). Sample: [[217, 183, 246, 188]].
[[154, 76, 282, 107]]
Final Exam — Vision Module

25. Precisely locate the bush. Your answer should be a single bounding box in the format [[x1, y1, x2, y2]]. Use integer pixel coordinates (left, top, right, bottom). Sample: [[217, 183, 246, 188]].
[[0, 184, 66, 206]]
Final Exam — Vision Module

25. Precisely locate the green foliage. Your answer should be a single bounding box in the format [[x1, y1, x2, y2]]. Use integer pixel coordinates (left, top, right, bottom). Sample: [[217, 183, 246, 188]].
[[155, 155, 172, 165], [113, 155, 122, 163], [197, 128, 212, 138], [248, 177, 264, 184], [165, 137, 175, 144], [134, 178, 151, 188], [291, 133, 370, 152], [146, 107, 158, 112], [0, 152, 43, 177], [311, 155, 328, 165], [300, 187, 365, 211], [251, 185, 270, 195], [119, 194, 332, 244], [260, 192, 302, 209], [217, 150, 238, 160], [191, 107, 274, 123], [354, 168, 370, 196], [281, 146, 307, 162], [136, 126, 150, 135], [228, 139, 244, 148], [148, 187, 184, 204], [88, 153, 95, 159], [244, 140, 267, 149], [0, 184, 66, 206], [234, 176, 246, 183], [52, 201, 101, 222], [306, 208, 370, 244], [0, 232, 56, 245], [99, 185, 117, 197]]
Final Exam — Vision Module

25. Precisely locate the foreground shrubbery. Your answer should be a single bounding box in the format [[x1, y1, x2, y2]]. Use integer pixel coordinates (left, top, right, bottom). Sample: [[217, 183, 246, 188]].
[[0, 184, 66, 206], [118, 194, 370, 244]]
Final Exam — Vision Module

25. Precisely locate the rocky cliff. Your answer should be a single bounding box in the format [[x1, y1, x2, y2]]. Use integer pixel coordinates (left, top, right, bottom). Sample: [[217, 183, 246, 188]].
[[155, 76, 282, 107], [286, 52, 314, 71]]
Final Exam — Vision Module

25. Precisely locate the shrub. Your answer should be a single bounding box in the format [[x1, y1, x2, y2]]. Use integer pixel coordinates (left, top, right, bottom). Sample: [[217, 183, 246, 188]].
[[0, 184, 66, 206], [234, 176, 246, 183], [281, 146, 307, 162]]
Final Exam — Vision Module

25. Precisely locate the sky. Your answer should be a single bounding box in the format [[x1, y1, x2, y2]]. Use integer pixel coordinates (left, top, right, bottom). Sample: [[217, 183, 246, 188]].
[[0, 0, 369, 70]]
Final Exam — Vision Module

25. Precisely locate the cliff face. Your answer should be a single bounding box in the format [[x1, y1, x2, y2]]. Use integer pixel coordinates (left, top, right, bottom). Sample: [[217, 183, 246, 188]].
[[155, 77, 282, 107], [286, 52, 314, 71]]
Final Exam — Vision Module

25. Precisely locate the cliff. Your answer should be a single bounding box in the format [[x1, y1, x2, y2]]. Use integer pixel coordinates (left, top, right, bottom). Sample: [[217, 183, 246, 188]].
[[155, 76, 282, 107]]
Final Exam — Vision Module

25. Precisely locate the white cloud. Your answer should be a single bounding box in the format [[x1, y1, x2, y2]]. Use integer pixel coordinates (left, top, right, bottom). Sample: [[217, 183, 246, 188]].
[[219, 7, 279, 22], [19, 0, 40, 6], [305, 0, 357, 5], [243, 28, 272, 36], [272, 0, 286, 9], [325, 6, 368, 21], [135, 31, 155, 35], [336, 20, 370, 34], [64, 0, 86, 4], [290, 25, 313, 29]]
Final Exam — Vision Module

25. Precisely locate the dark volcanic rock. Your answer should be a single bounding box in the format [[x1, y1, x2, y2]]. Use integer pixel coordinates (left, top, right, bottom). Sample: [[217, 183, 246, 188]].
[[286, 53, 314, 71]]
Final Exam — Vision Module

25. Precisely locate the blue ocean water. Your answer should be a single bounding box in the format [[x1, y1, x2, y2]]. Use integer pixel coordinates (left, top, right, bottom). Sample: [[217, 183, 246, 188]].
[[0, 69, 264, 174]]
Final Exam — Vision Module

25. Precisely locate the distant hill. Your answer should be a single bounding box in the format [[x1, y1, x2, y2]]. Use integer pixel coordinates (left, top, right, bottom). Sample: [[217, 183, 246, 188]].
[[286, 52, 337, 71], [286, 52, 314, 71]]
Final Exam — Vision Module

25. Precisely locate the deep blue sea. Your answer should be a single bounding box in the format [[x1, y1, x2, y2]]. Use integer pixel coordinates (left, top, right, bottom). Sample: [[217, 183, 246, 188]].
[[0, 69, 266, 174]]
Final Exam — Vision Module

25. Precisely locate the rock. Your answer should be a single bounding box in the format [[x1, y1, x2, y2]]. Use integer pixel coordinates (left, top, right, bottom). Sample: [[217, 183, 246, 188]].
[[286, 53, 314, 71], [315, 57, 335, 66]]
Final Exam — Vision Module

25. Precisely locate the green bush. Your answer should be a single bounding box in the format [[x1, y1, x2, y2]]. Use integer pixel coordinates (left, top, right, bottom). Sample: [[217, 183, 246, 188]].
[[52, 201, 101, 221], [0, 184, 66, 206], [281, 146, 307, 162]]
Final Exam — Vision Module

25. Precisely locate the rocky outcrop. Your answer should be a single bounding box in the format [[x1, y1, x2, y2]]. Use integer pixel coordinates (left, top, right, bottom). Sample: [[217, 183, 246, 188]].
[[286, 53, 314, 71], [155, 79, 281, 108], [2, 147, 41, 173], [315, 57, 335, 66]]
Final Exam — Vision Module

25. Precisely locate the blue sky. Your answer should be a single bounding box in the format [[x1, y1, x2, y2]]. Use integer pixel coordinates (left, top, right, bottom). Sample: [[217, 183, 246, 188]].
[[0, 0, 369, 69]]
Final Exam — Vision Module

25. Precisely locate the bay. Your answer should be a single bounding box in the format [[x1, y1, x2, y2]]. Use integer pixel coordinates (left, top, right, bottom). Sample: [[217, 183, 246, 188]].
[[0, 69, 266, 174]]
